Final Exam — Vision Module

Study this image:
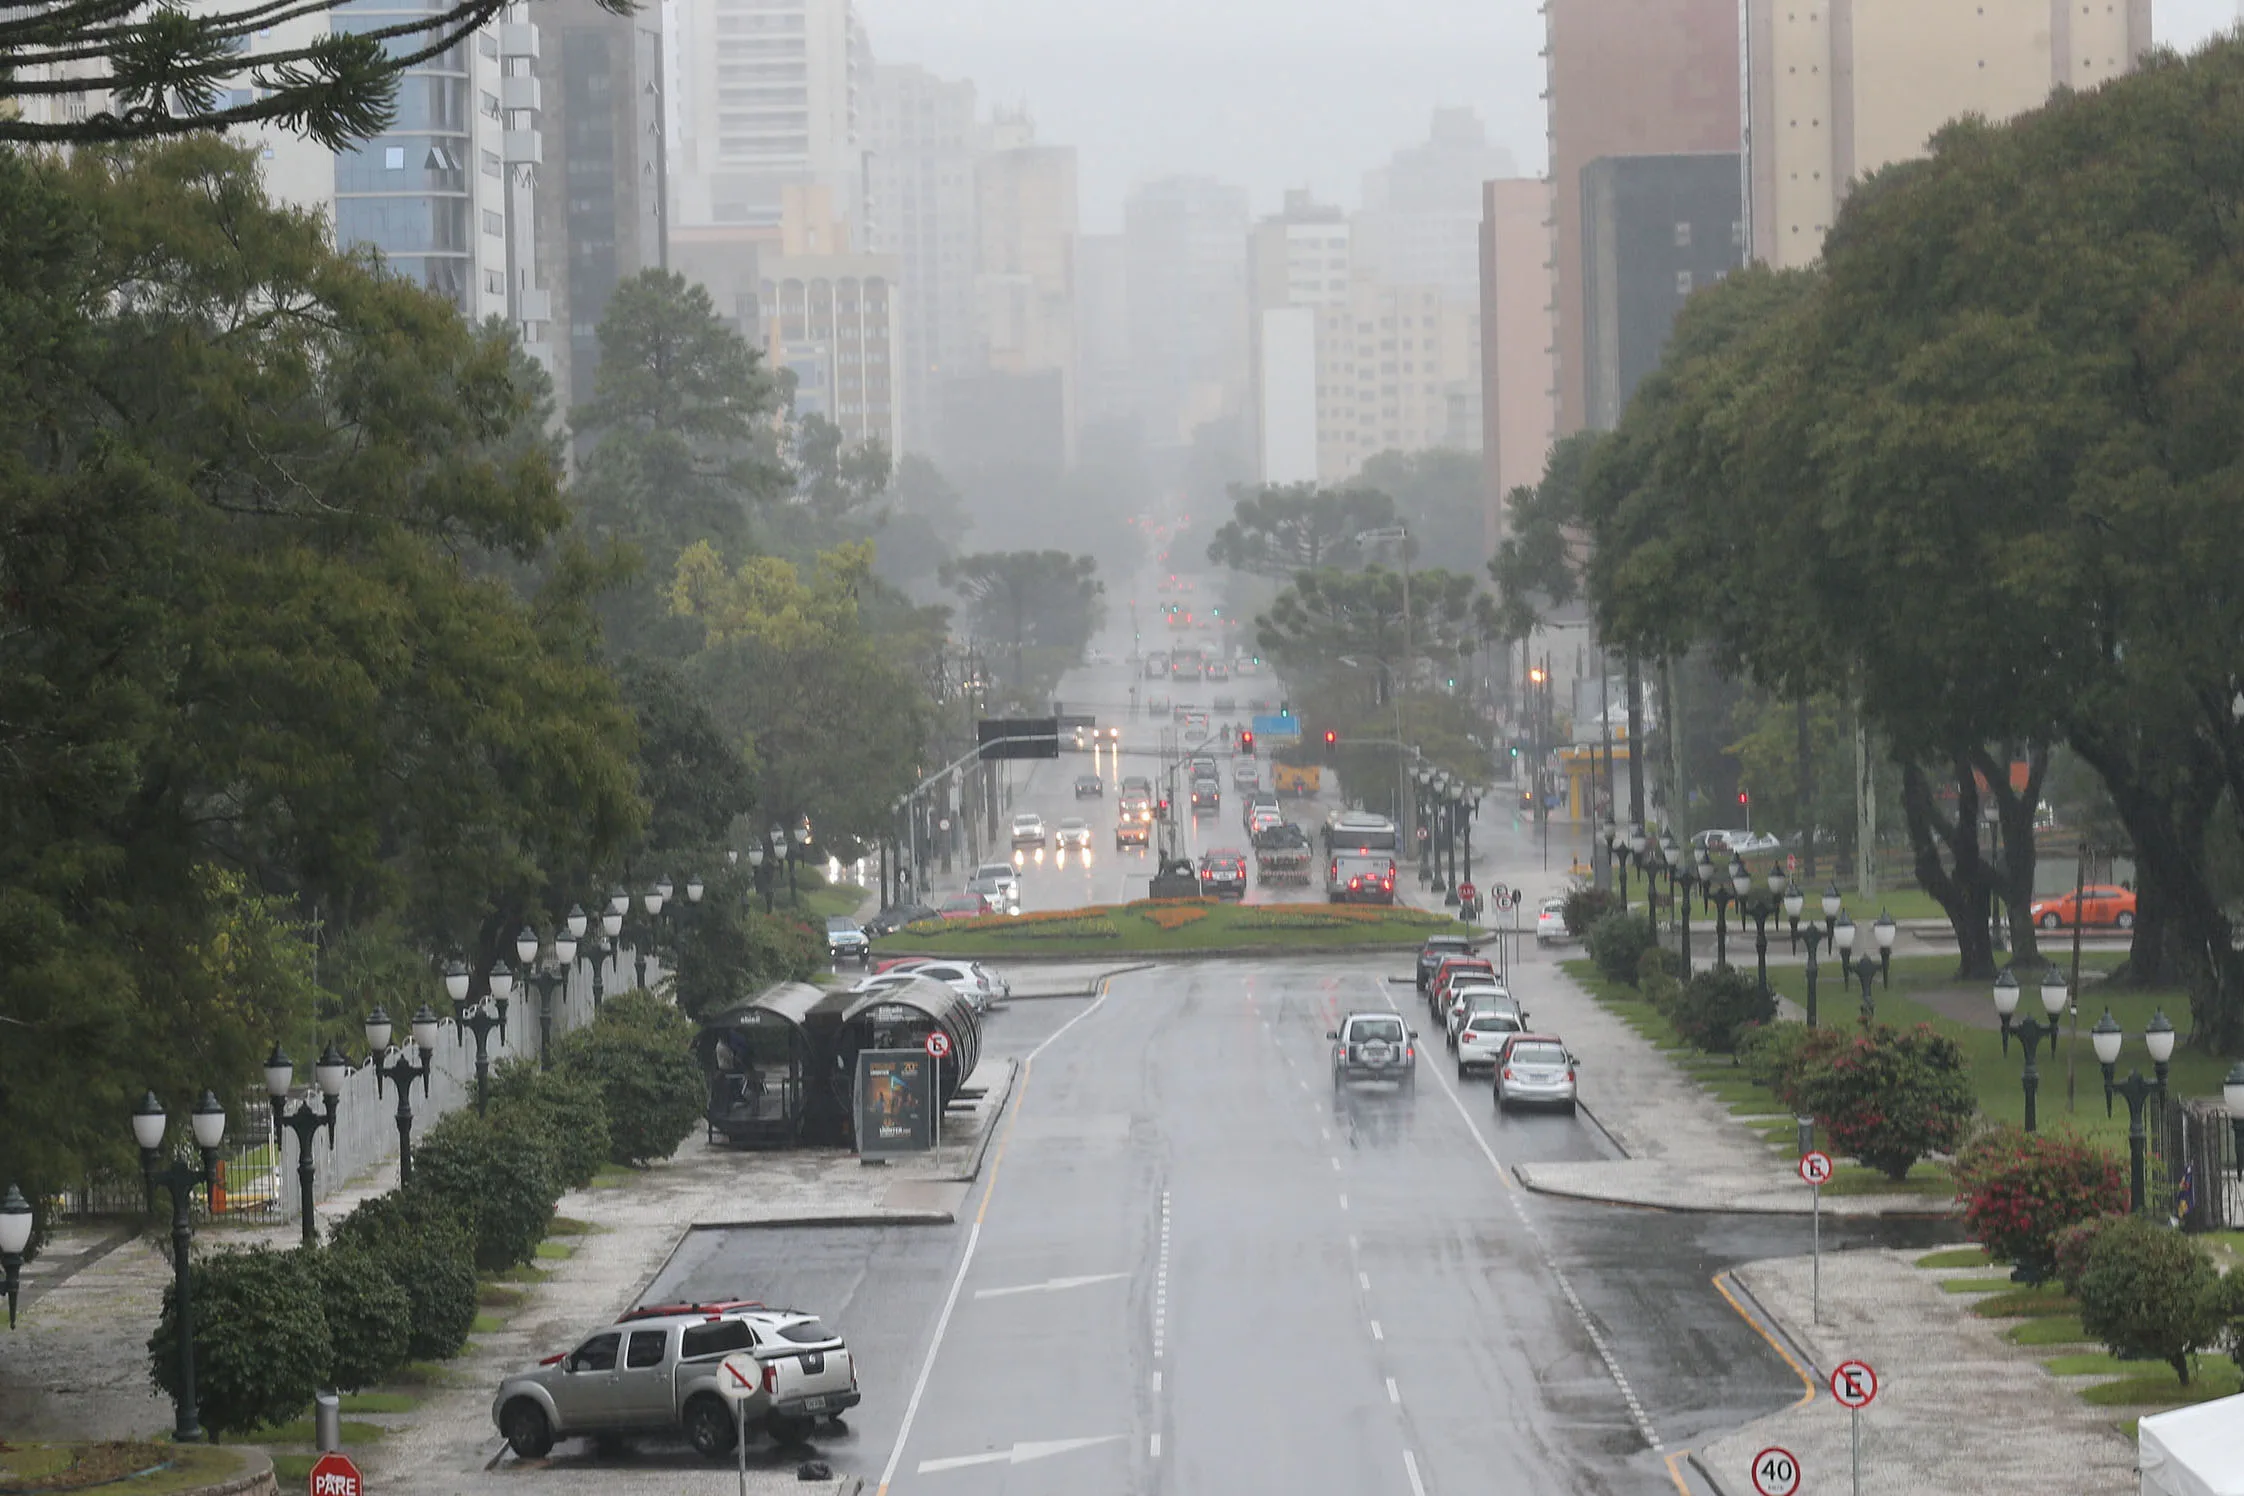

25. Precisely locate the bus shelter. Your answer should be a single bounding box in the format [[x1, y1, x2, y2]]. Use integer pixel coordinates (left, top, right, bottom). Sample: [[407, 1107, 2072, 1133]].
[[696, 983, 853, 1147], [835, 978, 982, 1125]]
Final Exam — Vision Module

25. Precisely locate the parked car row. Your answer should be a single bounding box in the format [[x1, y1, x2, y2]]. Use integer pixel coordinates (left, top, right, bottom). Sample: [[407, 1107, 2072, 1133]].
[[1416, 939, 1579, 1113]]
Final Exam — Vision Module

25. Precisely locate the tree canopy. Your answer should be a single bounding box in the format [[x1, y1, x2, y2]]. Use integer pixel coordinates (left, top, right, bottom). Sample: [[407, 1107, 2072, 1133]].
[[938, 550, 1104, 701], [1204, 482, 1397, 577]]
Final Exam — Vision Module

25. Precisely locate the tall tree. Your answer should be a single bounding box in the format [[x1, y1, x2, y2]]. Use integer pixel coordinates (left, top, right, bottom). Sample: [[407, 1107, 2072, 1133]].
[[1356, 448, 1487, 574], [1256, 567, 1480, 707], [938, 551, 1104, 699], [793, 412, 892, 520], [1486, 432, 1602, 641], [1205, 483, 1397, 577]]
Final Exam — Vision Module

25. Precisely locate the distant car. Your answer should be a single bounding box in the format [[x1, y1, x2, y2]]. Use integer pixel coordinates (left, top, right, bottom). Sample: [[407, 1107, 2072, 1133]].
[[1329, 1012, 1418, 1091], [1536, 896, 1570, 945], [970, 863, 1020, 908], [1190, 777, 1221, 813], [1010, 812, 1048, 849], [1206, 661, 1230, 681], [1416, 934, 1475, 993], [2029, 884, 2137, 930], [1147, 693, 1171, 713], [1115, 814, 1150, 849], [1493, 1034, 1578, 1114], [1197, 849, 1248, 899], [490, 1302, 858, 1459], [824, 916, 872, 965], [1075, 774, 1104, 798], [937, 892, 992, 920], [1056, 817, 1093, 851], [1231, 761, 1260, 790]]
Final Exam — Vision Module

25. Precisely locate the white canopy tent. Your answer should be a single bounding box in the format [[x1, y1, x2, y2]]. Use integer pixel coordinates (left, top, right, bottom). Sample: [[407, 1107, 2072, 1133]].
[[2139, 1392, 2244, 1496]]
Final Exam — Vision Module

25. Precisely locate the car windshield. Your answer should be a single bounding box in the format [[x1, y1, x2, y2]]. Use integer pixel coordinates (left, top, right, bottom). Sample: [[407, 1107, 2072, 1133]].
[[1508, 1043, 1568, 1066], [825, 918, 858, 932], [1350, 1018, 1405, 1043]]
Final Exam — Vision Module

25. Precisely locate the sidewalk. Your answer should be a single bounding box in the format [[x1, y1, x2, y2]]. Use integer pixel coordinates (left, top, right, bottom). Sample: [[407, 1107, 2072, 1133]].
[[0, 1054, 1017, 1493], [1692, 1250, 2136, 1495]]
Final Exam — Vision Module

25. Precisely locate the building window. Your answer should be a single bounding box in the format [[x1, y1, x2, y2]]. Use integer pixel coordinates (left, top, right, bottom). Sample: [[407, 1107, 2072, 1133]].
[[482, 149, 502, 178], [479, 32, 498, 56], [384, 146, 405, 170], [1676, 271, 1695, 295], [1673, 221, 1693, 248], [483, 209, 505, 237], [485, 270, 504, 295]]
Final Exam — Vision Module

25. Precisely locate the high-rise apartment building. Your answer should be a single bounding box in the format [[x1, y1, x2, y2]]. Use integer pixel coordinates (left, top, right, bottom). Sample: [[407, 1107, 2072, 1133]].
[[1246, 190, 1351, 483], [1074, 233, 1134, 434], [1546, 0, 1741, 435], [752, 185, 901, 453], [1123, 175, 1249, 448], [1313, 280, 1477, 482], [671, 0, 866, 228], [864, 63, 981, 451], [1356, 108, 1516, 299], [1580, 153, 1741, 430], [1478, 177, 1556, 552], [534, 0, 667, 412], [1746, 0, 2152, 268], [974, 114, 1078, 456]]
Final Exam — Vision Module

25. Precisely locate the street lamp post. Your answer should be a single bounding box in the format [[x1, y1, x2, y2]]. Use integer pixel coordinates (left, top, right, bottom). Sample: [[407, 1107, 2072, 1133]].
[[1441, 779, 1464, 907], [747, 841, 772, 913], [1, 1184, 34, 1328], [517, 923, 577, 1071], [2091, 1007, 2175, 1216], [1992, 967, 2067, 1133], [1800, 918, 1826, 1029], [1460, 789, 1480, 894], [1820, 883, 1843, 947], [1783, 882, 1806, 958], [449, 960, 509, 1115], [1414, 767, 1435, 886], [594, 905, 623, 1008], [1734, 857, 1792, 1001], [1853, 953, 1880, 1019], [261, 1041, 347, 1248], [1429, 773, 1451, 896], [1602, 820, 1627, 909], [367, 1004, 440, 1184], [635, 878, 671, 989], [135, 1089, 228, 1442], [1670, 841, 1697, 977], [1707, 863, 1737, 969], [1873, 911, 1898, 987]]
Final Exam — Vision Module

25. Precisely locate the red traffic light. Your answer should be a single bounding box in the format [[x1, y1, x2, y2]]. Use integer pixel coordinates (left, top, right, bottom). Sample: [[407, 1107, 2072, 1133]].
[[1241, 730, 1254, 747], [1738, 790, 1751, 805], [1323, 730, 1338, 746]]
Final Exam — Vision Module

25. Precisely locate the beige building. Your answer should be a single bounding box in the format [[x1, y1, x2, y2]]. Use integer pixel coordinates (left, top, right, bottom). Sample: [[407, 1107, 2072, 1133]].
[[1246, 191, 1353, 483], [670, 0, 867, 229], [974, 114, 1078, 454], [1748, 0, 2152, 268], [1314, 280, 1478, 483], [1477, 177, 1557, 556]]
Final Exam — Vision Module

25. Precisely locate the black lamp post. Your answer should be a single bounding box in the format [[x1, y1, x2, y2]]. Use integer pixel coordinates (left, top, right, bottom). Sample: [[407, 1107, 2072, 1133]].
[[261, 1041, 347, 1248], [2091, 1006, 2174, 1217], [2224, 1063, 2244, 1180], [1429, 774, 1452, 896], [1414, 766, 1436, 886], [633, 878, 672, 989], [449, 960, 508, 1115], [135, 1089, 227, 1442], [1799, 916, 1826, 1028], [518, 922, 578, 1070], [1732, 856, 1791, 1001], [1670, 840, 1697, 977], [747, 841, 773, 913], [367, 1003, 440, 1184], [1820, 883, 1843, 947], [1853, 953, 1880, 1018], [1601, 819, 1627, 909], [1, 1184, 32, 1328], [1640, 834, 1671, 942], [1460, 788, 1481, 894], [594, 904, 623, 1007], [1440, 778, 1464, 907], [1706, 856, 1737, 968], [1783, 882, 1806, 957], [1992, 967, 2067, 1133]]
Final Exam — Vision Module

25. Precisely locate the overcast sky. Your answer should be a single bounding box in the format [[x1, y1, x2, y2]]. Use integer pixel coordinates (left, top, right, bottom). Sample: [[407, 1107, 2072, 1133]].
[[861, 0, 2242, 234]]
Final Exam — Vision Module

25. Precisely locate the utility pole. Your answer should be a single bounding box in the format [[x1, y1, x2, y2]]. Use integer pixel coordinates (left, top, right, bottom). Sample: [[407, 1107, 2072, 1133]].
[[1855, 708, 1878, 899], [1625, 653, 1646, 834]]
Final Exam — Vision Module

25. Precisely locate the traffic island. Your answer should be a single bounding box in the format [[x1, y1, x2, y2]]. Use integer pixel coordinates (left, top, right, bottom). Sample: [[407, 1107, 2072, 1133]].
[[0, 1444, 276, 1496]]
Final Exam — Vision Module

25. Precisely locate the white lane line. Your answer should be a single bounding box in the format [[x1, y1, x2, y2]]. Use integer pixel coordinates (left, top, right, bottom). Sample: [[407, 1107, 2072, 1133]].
[[1152, 1190, 1172, 1361], [1150, 1434, 1162, 1459], [1404, 1449, 1428, 1496], [917, 1435, 1125, 1474], [1369, 973, 1667, 1453], [974, 1273, 1127, 1300], [874, 986, 1113, 1495], [1386, 1376, 1401, 1405], [1152, 1370, 1163, 1393], [1370, 1320, 1384, 1341], [1330, 1156, 1342, 1172], [1359, 1271, 1371, 1292], [1338, 1192, 1349, 1211]]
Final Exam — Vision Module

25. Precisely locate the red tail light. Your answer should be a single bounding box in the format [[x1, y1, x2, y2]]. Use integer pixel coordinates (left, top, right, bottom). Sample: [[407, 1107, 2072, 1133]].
[[1567, 1069, 1577, 1083], [1502, 1068, 1515, 1081], [761, 1361, 777, 1395], [1405, 1047, 1414, 1059]]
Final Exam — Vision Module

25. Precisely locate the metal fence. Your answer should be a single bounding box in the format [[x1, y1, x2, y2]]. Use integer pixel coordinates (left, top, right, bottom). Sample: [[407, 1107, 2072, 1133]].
[[57, 945, 659, 1227], [2162, 1098, 2240, 1232]]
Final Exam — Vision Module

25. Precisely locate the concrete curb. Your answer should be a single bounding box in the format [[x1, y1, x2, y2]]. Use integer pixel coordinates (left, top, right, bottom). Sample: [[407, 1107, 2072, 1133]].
[[1509, 1168, 1960, 1218], [684, 1211, 958, 1230], [1570, 1096, 1634, 1160], [946, 1055, 1020, 1186]]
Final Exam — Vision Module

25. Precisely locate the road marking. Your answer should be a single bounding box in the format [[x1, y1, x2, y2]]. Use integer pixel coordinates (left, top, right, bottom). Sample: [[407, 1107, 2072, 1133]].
[[916, 1435, 1125, 1474], [974, 1272, 1127, 1300], [1338, 1192, 1349, 1211], [1370, 1319, 1384, 1341], [1713, 1271, 1818, 1408], [1403, 1449, 1428, 1496], [1153, 1190, 1172, 1361], [875, 985, 1113, 1496], [1358, 1271, 1370, 1292], [1330, 1156, 1342, 1171], [1152, 1370, 1162, 1393], [1386, 1376, 1400, 1405], [1150, 1434, 1162, 1458], [1371, 974, 1667, 1454]]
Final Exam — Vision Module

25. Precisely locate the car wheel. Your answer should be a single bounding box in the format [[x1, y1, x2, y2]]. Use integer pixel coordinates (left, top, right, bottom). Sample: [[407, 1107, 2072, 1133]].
[[767, 1412, 814, 1447], [1564, 1100, 1579, 1116], [684, 1395, 738, 1459], [1493, 1086, 1508, 1113], [501, 1399, 555, 1460], [2116, 911, 2135, 929], [2040, 912, 2060, 929], [1401, 1070, 1416, 1094], [1454, 1055, 1465, 1078]]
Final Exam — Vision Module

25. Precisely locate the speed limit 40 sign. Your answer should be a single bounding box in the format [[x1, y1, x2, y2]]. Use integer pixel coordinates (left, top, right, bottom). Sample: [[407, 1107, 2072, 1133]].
[[1750, 1446, 1801, 1496]]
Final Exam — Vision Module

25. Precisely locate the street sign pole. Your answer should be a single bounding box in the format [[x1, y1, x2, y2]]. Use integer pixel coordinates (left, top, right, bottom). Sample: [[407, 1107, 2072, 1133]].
[[925, 1030, 954, 1156], [1799, 1150, 1834, 1324], [1828, 1359, 1878, 1496]]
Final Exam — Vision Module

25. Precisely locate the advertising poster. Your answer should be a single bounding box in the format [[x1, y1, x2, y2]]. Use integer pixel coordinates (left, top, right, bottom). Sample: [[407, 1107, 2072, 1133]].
[[854, 1049, 933, 1157]]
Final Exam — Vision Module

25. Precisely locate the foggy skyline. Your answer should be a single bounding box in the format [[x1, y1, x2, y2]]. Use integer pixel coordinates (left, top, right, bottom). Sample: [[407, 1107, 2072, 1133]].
[[862, 0, 2243, 234]]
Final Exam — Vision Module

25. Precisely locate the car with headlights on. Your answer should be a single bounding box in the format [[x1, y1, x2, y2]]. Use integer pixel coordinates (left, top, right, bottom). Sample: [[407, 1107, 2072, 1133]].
[[1493, 1034, 1579, 1113], [1074, 774, 1104, 799], [1055, 817, 1094, 854], [1009, 812, 1048, 852], [824, 917, 871, 966], [490, 1301, 858, 1460]]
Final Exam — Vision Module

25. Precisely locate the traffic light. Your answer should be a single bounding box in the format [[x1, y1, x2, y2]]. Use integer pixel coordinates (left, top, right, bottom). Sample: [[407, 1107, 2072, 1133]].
[[1240, 729, 1255, 755], [1738, 790, 1751, 807], [1322, 729, 1339, 763], [1508, 740, 1522, 760]]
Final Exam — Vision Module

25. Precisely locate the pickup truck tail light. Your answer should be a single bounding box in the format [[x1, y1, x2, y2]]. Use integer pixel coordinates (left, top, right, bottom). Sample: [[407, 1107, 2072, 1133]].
[[761, 1361, 778, 1395], [1502, 1068, 1515, 1082]]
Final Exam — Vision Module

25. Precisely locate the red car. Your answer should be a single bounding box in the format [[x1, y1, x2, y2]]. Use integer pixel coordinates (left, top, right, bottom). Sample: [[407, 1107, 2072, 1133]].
[[937, 893, 992, 920], [2029, 884, 2137, 930]]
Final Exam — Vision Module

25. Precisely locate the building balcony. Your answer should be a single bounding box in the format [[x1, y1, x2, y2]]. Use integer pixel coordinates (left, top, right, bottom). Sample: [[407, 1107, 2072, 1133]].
[[501, 74, 542, 112], [498, 21, 539, 59], [503, 129, 542, 165]]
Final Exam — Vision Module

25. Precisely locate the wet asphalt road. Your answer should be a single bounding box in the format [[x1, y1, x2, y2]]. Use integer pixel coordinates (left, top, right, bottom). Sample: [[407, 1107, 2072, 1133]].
[[628, 958, 1956, 1494]]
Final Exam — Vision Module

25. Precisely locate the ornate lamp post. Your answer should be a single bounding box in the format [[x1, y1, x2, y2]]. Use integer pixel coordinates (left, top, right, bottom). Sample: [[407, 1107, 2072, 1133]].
[[594, 905, 624, 1008], [1601, 819, 1625, 909], [747, 841, 772, 913], [1, 1184, 33, 1327], [1707, 853, 1739, 968], [1734, 858, 1792, 1001], [1873, 911, 1898, 986], [135, 1089, 228, 1442], [2091, 1006, 2175, 1216], [1820, 883, 1843, 946], [635, 878, 670, 988], [261, 1041, 348, 1247], [1668, 843, 1698, 977], [367, 1003, 440, 1184], [1414, 766, 1436, 886], [449, 960, 509, 1115], [1639, 834, 1668, 941], [1993, 967, 2067, 1133], [1783, 881, 1806, 955], [1427, 773, 1451, 896], [1799, 908, 1827, 1028], [1459, 788, 1481, 895], [518, 923, 578, 1070]]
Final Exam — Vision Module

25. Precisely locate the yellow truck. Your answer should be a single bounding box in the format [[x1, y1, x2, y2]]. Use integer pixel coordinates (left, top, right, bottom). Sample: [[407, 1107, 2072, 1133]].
[[1273, 760, 1322, 798]]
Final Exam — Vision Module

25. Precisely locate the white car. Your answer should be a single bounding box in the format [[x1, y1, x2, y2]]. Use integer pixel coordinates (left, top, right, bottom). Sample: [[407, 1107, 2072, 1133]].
[[1456, 1006, 1530, 1077], [1009, 813, 1048, 851], [1536, 897, 1570, 945], [1445, 981, 1516, 1047], [970, 862, 1021, 911], [856, 960, 1005, 1014]]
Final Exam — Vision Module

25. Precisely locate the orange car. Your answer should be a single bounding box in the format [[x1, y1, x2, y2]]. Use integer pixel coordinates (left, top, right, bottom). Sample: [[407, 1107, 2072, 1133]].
[[2029, 884, 2137, 930]]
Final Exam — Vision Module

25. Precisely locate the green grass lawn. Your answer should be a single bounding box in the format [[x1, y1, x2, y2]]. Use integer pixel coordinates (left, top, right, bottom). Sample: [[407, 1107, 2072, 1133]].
[[1937, 1275, 2016, 1294], [800, 883, 870, 920], [1915, 1246, 1992, 1269], [1750, 953, 2235, 1153], [2080, 1362, 2243, 1405], [880, 899, 1469, 958], [2004, 1314, 2090, 1346], [0, 1444, 261, 1494], [1972, 1285, 2078, 1318], [533, 1239, 573, 1260]]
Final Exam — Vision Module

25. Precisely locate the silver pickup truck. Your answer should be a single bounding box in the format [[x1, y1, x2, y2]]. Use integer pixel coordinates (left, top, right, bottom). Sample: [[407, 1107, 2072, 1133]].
[[492, 1299, 859, 1459]]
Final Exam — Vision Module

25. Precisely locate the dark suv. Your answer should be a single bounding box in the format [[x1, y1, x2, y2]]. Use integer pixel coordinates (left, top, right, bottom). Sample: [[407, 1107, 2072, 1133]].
[[1415, 934, 1475, 994], [1197, 850, 1248, 900]]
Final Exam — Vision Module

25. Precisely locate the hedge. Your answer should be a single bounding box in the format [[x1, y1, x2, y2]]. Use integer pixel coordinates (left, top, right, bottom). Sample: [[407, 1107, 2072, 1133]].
[[149, 1246, 331, 1441], [551, 990, 703, 1167]]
